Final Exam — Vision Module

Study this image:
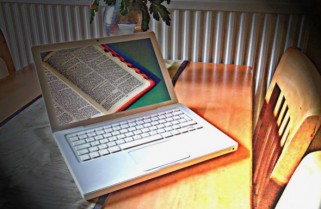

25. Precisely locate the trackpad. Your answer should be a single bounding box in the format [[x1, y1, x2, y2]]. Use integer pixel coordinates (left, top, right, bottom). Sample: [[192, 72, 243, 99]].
[[129, 141, 190, 171]]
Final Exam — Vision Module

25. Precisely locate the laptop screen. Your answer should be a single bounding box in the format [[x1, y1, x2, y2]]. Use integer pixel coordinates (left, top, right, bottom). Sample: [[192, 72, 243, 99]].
[[33, 33, 176, 130]]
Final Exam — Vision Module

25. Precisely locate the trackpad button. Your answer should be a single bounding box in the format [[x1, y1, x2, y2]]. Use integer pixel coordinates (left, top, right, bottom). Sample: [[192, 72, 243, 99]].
[[129, 141, 190, 171]]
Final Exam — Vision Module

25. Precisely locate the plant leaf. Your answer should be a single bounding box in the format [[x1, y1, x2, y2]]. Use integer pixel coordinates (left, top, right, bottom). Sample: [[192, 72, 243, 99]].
[[149, 0, 171, 26], [120, 0, 130, 16], [137, 1, 150, 31], [90, 0, 100, 23]]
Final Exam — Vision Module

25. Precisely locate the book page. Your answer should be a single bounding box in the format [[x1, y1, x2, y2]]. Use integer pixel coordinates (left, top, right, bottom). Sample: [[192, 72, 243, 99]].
[[42, 45, 154, 125], [44, 68, 103, 125]]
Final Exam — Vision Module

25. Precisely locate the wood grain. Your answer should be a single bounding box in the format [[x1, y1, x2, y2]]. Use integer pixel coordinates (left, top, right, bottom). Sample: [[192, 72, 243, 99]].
[[0, 65, 41, 125]]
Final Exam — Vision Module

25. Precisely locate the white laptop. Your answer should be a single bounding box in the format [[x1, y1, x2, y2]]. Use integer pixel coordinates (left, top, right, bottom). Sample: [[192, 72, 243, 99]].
[[32, 32, 238, 200]]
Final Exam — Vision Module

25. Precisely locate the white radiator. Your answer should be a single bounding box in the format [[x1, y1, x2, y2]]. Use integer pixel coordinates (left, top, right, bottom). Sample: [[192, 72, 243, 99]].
[[0, 1, 310, 122]]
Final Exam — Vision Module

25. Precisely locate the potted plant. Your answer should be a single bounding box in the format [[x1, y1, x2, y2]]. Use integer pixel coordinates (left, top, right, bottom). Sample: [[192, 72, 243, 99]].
[[90, 0, 171, 32]]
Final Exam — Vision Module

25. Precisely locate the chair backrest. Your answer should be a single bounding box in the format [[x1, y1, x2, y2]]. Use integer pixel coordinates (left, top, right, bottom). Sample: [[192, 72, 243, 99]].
[[253, 47, 321, 209], [0, 29, 15, 79]]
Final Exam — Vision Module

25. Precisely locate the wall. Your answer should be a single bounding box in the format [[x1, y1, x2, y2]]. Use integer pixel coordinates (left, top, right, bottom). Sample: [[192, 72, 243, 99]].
[[0, 0, 316, 124], [306, 0, 321, 73]]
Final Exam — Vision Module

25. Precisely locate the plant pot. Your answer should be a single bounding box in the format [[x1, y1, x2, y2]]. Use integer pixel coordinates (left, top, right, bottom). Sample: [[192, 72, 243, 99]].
[[103, 0, 142, 36]]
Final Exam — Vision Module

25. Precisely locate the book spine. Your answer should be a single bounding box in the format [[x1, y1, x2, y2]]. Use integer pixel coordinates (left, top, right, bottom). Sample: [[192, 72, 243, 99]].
[[101, 44, 156, 112], [101, 45, 152, 81]]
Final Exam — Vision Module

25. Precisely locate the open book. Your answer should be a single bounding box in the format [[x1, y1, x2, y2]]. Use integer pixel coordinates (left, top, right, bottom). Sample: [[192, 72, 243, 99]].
[[41, 45, 155, 126]]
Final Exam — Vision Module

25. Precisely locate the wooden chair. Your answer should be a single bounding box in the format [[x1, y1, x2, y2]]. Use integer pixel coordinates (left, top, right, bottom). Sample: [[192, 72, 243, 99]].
[[165, 59, 189, 85], [0, 29, 15, 78], [253, 47, 321, 209]]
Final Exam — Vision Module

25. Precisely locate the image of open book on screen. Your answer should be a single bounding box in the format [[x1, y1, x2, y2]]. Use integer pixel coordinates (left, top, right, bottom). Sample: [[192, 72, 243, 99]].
[[41, 44, 159, 126]]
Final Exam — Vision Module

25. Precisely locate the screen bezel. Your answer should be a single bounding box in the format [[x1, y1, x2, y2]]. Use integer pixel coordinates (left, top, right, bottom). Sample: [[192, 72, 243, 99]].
[[32, 32, 178, 132]]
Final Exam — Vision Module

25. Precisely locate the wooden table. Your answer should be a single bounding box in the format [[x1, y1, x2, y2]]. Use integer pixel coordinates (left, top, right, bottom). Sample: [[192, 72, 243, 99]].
[[103, 62, 253, 209], [0, 64, 41, 125]]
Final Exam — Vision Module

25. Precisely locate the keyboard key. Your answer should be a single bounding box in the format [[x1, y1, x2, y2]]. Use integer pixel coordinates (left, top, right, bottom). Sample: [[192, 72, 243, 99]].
[[128, 127, 136, 132], [136, 125, 144, 129], [117, 134, 126, 139], [136, 121, 144, 125], [75, 143, 90, 150], [98, 144, 107, 149], [89, 152, 100, 159], [159, 119, 166, 124], [91, 141, 100, 146], [151, 116, 159, 121], [87, 131, 96, 137], [112, 126, 121, 131], [96, 130, 105, 135], [116, 139, 125, 145], [157, 128, 165, 134], [67, 136, 78, 142], [108, 146, 121, 153], [144, 118, 151, 123], [180, 121, 197, 127], [100, 138, 108, 144], [119, 134, 163, 150], [94, 135, 103, 140], [89, 146, 98, 152], [182, 115, 192, 121], [149, 130, 158, 136], [125, 132, 134, 137], [103, 133, 112, 138], [133, 130, 142, 135], [104, 128, 113, 133], [179, 125, 199, 133], [124, 137, 134, 142], [149, 126, 157, 131], [141, 133, 150, 138], [86, 137, 95, 142], [172, 124, 180, 129], [128, 122, 137, 127], [161, 132, 173, 138], [157, 124, 165, 129], [120, 129, 128, 134], [109, 136, 117, 141], [99, 149, 109, 156], [172, 120, 180, 125], [133, 135, 142, 140], [77, 149, 89, 155], [143, 123, 151, 128], [165, 113, 173, 118], [151, 121, 159, 125], [78, 134, 87, 140], [164, 122, 172, 127], [80, 154, 90, 161], [72, 139, 86, 146], [120, 124, 129, 129], [179, 118, 187, 123], [112, 130, 120, 136], [107, 141, 116, 147], [141, 128, 149, 132], [165, 126, 173, 131]]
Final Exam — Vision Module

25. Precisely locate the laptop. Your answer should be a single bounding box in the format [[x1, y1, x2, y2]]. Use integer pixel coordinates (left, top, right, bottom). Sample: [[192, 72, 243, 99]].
[[32, 32, 238, 200]]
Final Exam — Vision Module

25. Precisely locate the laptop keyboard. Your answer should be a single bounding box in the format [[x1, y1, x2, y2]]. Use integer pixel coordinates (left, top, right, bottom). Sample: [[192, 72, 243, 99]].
[[66, 108, 203, 162]]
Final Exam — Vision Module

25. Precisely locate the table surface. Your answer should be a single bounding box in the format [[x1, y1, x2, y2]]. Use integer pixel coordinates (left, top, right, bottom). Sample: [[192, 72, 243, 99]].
[[0, 62, 252, 209], [0, 64, 41, 125], [103, 62, 253, 209]]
